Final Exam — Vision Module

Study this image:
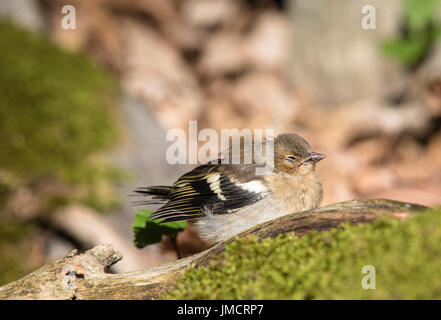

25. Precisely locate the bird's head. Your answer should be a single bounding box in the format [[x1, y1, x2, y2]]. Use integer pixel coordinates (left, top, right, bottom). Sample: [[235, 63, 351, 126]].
[[274, 133, 326, 175]]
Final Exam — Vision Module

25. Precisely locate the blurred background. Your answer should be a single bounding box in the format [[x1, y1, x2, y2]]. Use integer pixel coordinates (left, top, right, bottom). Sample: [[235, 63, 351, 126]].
[[0, 0, 440, 285]]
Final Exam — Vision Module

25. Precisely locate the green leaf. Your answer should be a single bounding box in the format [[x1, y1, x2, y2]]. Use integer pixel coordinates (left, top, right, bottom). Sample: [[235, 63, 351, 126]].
[[404, 0, 441, 30], [380, 0, 441, 68], [132, 209, 187, 248], [381, 38, 428, 67]]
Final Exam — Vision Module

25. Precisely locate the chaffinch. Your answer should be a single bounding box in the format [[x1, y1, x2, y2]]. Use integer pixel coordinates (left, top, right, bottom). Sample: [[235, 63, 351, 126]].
[[135, 133, 325, 244]]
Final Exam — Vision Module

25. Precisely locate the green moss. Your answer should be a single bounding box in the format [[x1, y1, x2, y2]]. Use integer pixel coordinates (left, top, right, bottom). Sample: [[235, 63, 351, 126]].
[[0, 21, 123, 211], [164, 208, 441, 299]]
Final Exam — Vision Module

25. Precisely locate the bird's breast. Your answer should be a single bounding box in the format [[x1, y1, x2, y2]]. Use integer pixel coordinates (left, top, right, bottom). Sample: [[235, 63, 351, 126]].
[[265, 172, 323, 214]]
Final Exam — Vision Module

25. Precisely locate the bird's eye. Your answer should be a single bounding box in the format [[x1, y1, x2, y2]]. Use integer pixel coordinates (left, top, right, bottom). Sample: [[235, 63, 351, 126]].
[[285, 155, 297, 163]]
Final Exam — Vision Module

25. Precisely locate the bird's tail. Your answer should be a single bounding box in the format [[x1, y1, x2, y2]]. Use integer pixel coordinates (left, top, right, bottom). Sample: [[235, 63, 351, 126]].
[[132, 186, 172, 205]]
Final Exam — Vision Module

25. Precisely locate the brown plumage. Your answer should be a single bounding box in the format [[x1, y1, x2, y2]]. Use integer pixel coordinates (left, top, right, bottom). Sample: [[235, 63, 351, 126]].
[[135, 133, 326, 244]]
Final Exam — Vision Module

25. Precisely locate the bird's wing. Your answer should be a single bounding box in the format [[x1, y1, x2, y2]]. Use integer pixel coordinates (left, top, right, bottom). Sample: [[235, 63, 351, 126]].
[[151, 164, 269, 223]]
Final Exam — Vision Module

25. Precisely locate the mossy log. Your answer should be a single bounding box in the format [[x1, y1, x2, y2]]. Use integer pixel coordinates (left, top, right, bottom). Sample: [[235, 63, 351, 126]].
[[0, 199, 426, 300]]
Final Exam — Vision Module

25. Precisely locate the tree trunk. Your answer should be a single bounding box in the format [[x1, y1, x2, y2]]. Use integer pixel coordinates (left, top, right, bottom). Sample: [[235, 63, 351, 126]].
[[0, 199, 426, 300], [287, 0, 405, 107]]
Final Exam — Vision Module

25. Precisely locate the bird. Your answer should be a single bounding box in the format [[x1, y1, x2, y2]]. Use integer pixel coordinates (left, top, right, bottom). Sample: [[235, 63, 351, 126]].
[[134, 133, 326, 244]]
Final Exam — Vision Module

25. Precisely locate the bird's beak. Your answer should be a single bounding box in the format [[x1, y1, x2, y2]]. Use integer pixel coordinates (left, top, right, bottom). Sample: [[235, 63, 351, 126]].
[[305, 152, 326, 163]]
